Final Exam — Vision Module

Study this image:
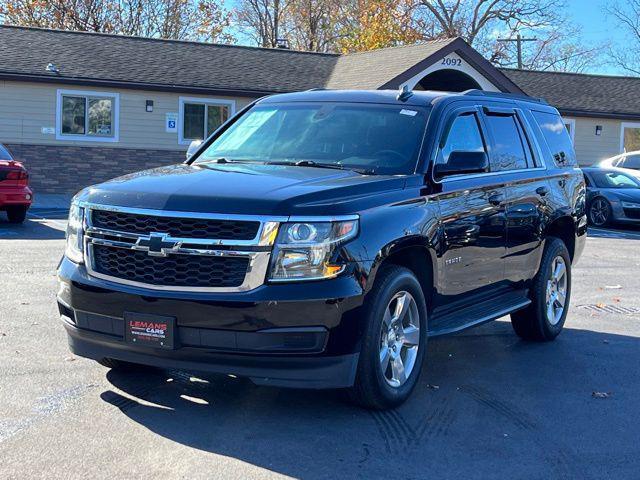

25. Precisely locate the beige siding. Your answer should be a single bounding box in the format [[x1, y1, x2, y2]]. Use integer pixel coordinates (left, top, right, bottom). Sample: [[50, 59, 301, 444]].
[[568, 116, 622, 166], [0, 80, 256, 151]]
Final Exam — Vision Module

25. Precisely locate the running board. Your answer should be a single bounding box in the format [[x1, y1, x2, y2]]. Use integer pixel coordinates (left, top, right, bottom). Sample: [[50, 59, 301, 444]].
[[428, 291, 531, 337]]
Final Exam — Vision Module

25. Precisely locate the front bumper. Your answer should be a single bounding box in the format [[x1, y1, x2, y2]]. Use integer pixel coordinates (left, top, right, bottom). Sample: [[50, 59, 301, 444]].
[[57, 257, 368, 389]]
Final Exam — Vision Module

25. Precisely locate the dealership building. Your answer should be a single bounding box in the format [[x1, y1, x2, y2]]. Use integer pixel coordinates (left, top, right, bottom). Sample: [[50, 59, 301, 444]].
[[2, 25, 640, 194]]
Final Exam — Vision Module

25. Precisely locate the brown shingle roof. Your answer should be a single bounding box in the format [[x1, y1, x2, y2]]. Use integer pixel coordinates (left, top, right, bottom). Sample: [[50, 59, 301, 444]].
[[326, 40, 457, 89], [502, 68, 640, 119]]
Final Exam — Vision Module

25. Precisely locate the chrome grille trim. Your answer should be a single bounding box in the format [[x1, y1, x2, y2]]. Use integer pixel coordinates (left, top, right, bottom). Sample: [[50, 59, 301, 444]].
[[80, 202, 284, 293]]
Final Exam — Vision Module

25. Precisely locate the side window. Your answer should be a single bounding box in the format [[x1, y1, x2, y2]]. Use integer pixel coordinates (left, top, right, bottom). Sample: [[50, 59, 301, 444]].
[[439, 112, 485, 164], [532, 111, 578, 167], [484, 113, 529, 171], [583, 173, 591, 187], [620, 154, 640, 169]]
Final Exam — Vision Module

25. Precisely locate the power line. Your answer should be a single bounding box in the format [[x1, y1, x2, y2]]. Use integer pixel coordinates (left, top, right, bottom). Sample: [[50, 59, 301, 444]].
[[497, 33, 537, 69]]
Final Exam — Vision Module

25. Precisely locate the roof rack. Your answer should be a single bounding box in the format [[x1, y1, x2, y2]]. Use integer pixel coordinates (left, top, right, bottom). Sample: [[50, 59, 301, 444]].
[[461, 89, 547, 104]]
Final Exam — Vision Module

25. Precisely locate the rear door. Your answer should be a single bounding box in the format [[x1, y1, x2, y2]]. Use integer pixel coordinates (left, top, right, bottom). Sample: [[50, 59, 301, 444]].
[[433, 105, 507, 309], [480, 106, 551, 284]]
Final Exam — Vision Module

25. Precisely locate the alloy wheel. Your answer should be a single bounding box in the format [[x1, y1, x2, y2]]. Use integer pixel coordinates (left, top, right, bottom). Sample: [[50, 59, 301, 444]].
[[379, 291, 420, 388], [545, 256, 568, 325], [590, 199, 609, 226]]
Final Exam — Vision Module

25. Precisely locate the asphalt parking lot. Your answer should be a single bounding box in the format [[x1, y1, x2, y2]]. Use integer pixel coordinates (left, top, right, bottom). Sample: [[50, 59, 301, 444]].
[[1, 212, 639, 480]]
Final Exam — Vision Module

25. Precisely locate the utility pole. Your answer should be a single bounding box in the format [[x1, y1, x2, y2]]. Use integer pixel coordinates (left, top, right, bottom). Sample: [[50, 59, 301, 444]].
[[497, 34, 537, 69]]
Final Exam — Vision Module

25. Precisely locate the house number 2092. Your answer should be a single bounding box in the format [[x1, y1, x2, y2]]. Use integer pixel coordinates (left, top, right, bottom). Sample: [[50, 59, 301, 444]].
[[441, 57, 463, 66]]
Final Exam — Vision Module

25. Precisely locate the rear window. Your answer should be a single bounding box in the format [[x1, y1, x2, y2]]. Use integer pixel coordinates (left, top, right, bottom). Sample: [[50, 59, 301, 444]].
[[484, 114, 531, 171], [0, 144, 12, 161], [532, 111, 577, 167]]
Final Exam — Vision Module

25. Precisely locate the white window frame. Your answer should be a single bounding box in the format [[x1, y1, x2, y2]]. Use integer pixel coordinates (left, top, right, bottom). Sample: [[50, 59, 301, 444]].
[[56, 89, 119, 142], [620, 122, 640, 153], [178, 97, 236, 145], [562, 117, 575, 144]]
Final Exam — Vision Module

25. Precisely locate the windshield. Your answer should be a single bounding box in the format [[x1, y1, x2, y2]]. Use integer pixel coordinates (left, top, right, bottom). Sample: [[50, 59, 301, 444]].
[[590, 170, 640, 189], [194, 102, 429, 175], [0, 144, 12, 161]]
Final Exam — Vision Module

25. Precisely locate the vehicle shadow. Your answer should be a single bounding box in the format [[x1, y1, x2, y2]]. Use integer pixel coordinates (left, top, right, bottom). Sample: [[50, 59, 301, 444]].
[[100, 321, 640, 479], [0, 213, 66, 240]]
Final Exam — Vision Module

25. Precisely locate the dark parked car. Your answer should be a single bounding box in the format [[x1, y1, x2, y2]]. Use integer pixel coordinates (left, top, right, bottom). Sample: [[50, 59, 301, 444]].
[[57, 89, 586, 409], [0, 143, 32, 223], [583, 167, 640, 226]]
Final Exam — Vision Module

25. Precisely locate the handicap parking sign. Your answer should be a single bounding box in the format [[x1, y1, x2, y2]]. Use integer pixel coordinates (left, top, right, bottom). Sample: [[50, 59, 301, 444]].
[[166, 113, 178, 133]]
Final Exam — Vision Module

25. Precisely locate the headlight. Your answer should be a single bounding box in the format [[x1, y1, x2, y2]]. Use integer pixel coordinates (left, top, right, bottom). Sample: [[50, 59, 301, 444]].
[[65, 202, 85, 263], [269, 218, 358, 281], [621, 201, 640, 208]]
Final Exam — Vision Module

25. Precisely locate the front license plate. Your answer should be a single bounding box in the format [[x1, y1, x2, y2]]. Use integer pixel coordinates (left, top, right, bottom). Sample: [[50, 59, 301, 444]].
[[124, 312, 176, 349]]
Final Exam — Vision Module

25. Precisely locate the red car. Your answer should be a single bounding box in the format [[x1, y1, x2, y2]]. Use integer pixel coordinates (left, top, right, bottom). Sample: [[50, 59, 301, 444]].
[[0, 144, 32, 223]]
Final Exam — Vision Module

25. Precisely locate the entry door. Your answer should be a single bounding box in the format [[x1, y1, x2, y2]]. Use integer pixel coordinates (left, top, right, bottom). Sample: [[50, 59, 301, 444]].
[[433, 108, 507, 308]]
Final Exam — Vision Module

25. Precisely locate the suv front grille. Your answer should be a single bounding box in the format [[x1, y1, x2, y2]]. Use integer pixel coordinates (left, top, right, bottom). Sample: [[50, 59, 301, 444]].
[[92, 209, 260, 240], [83, 206, 278, 292], [92, 244, 249, 288]]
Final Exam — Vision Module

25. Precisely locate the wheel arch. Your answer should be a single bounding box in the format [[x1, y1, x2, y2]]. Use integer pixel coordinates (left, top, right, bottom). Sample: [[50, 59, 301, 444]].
[[545, 215, 577, 261], [365, 238, 437, 312]]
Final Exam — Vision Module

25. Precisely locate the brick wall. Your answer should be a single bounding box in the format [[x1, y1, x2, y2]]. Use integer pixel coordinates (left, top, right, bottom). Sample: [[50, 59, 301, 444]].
[[6, 143, 184, 195]]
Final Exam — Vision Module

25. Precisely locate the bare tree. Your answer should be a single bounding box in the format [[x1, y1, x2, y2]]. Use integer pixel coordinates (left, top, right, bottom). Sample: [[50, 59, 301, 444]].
[[413, 0, 604, 72], [286, 0, 338, 52], [234, 0, 291, 48], [605, 0, 640, 76]]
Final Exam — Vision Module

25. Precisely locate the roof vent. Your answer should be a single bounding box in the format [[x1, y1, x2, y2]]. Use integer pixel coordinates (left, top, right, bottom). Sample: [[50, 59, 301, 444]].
[[46, 63, 60, 74], [397, 85, 413, 102]]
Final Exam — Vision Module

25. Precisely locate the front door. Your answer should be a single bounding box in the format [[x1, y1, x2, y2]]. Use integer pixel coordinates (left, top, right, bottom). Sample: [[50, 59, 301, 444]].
[[432, 107, 507, 311]]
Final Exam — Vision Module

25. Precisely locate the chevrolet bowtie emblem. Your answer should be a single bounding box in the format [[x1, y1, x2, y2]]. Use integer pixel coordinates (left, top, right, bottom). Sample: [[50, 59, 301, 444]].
[[133, 233, 181, 257]]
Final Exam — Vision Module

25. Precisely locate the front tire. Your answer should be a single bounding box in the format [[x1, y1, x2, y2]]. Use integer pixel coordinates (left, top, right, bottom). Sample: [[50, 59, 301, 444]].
[[349, 265, 428, 410], [6, 206, 28, 224], [589, 197, 611, 227], [511, 237, 571, 341]]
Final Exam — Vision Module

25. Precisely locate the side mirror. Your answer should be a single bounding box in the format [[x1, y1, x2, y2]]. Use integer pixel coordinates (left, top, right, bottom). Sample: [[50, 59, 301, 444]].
[[186, 139, 203, 160], [434, 151, 489, 179]]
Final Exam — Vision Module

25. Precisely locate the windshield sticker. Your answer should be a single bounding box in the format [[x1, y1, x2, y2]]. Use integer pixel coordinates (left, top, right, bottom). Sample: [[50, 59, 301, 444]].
[[400, 109, 418, 117]]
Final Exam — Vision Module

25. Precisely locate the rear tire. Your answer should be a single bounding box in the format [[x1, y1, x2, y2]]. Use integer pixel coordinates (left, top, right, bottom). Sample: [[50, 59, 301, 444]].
[[348, 265, 428, 410], [511, 237, 571, 342], [98, 358, 144, 371], [6, 206, 28, 224]]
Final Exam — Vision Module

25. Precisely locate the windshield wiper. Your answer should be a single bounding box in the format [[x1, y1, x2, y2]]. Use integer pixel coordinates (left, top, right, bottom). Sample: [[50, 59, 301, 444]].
[[267, 159, 374, 174]]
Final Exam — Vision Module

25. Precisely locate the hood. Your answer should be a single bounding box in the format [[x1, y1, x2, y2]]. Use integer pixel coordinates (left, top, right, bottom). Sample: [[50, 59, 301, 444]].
[[612, 189, 640, 203], [77, 163, 413, 216]]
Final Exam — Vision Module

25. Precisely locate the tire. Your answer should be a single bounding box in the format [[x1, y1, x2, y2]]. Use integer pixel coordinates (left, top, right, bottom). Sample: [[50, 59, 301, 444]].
[[511, 237, 571, 342], [97, 358, 144, 371], [6, 206, 28, 224], [348, 265, 428, 410], [588, 197, 611, 227]]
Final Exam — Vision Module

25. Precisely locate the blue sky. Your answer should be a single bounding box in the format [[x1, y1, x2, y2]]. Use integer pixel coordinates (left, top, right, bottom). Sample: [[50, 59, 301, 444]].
[[566, 0, 626, 74]]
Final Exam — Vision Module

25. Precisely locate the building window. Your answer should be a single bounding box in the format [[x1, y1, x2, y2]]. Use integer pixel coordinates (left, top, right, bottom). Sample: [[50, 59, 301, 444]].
[[56, 90, 119, 142], [179, 97, 235, 145], [563, 118, 575, 144], [621, 122, 640, 152]]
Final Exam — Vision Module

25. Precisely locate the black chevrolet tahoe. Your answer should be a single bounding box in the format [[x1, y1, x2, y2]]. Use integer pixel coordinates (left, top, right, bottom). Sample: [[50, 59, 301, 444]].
[[57, 89, 587, 409]]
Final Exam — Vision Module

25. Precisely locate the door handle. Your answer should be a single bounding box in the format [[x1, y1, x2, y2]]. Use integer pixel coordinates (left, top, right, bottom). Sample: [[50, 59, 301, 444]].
[[536, 186, 549, 196], [488, 193, 505, 206]]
